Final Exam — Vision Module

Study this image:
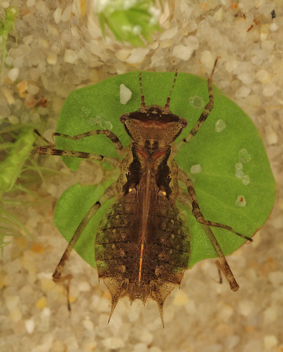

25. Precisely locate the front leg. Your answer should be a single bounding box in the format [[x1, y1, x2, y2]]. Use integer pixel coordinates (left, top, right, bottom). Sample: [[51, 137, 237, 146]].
[[34, 129, 121, 167], [53, 129, 124, 155], [173, 57, 219, 156]]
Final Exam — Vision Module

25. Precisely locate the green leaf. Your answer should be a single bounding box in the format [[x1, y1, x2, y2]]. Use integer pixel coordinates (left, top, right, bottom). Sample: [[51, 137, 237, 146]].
[[54, 71, 276, 269], [95, 0, 161, 46], [0, 7, 18, 73]]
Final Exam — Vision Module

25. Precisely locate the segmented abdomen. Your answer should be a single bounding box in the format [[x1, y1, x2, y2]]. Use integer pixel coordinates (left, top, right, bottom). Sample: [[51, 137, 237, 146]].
[[95, 190, 190, 309]]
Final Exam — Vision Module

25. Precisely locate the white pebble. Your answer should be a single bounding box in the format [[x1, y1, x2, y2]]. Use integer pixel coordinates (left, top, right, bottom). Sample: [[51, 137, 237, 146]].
[[126, 48, 149, 65], [1, 86, 15, 105], [61, 5, 72, 21], [235, 195, 246, 207], [200, 50, 214, 70], [235, 86, 251, 98], [139, 330, 153, 344], [238, 73, 253, 85], [47, 51, 57, 65], [190, 164, 202, 174], [83, 319, 94, 331], [46, 184, 59, 197], [215, 119, 226, 132], [42, 307, 51, 317], [160, 26, 178, 40], [270, 23, 279, 32], [0, 1, 10, 8], [97, 297, 111, 313], [103, 337, 125, 349], [120, 84, 132, 104], [78, 281, 91, 292], [53, 7, 62, 24], [37, 107, 48, 116], [263, 83, 279, 97], [225, 60, 239, 73], [260, 24, 270, 41], [23, 35, 33, 45], [0, 105, 10, 120], [174, 36, 199, 61], [242, 175, 250, 185], [238, 300, 254, 317], [173, 45, 193, 61], [28, 83, 39, 95], [238, 148, 251, 163], [255, 69, 270, 83], [214, 7, 224, 21], [8, 67, 20, 82], [25, 319, 35, 334], [265, 126, 278, 145], [173, 289, 189, 306], [64, 49, 79, 64], [261, 40, 275, 53], [8, 115, 19, 125], [264, 335, 278, 349], [14, 55, 24, 68], [115, 49, 131, 61], [47, 24, 59, 37]]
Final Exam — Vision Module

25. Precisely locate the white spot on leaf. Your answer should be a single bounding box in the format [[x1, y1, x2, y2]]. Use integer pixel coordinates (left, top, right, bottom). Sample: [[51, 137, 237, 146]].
[[120, 84, 132, 104], [235, 169, 244, 179], [242, 175, 250, 185], [238, 148, 251, 163], [189, 96, 204, 109], [190, 164, 202, 174], [215, 119, 226, 132], [235, 195, 246, 207]]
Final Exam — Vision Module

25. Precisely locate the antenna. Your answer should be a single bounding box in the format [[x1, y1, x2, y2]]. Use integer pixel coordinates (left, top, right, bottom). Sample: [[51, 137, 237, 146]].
[[164, 70, 178, 113], [139, 72, 146, 112]]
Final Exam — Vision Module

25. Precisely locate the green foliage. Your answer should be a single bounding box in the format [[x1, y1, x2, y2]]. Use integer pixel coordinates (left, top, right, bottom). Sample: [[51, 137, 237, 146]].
[[54, 72, 276, 269], [0, 7, 18, 73], [0, 125, 58, 255], [0, 126, 35, 254], [96, 0, 161, 46]]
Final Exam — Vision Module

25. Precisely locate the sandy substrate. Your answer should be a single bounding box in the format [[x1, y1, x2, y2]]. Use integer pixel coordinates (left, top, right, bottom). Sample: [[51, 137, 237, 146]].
[[0, 1, 283, 351]]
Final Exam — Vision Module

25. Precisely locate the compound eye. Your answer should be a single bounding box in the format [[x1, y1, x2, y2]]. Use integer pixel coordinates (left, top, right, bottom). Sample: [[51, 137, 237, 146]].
[[120, 114, 129, 124], [179, 118, 187, 128]]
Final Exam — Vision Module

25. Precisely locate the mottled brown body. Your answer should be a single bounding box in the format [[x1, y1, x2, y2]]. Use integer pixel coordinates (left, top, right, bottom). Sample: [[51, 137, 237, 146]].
[[95, 114, 190, 319]]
